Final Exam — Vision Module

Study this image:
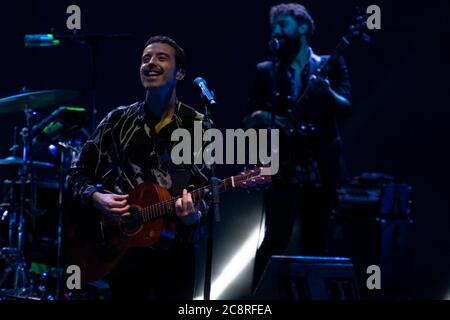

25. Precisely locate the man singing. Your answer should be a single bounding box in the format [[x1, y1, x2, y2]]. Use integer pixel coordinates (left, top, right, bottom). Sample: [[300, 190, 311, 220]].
[[67, 35, 208, 299]]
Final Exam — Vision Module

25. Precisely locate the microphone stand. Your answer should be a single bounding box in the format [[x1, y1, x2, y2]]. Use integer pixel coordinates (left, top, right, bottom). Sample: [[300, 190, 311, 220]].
[[15, 91, 35, 297], [24, 32, 131, 132], [201, 98, 219, 301], [48, 32, 132, 132], [73, 33, 132, 132], [54, 142, 70, 300]]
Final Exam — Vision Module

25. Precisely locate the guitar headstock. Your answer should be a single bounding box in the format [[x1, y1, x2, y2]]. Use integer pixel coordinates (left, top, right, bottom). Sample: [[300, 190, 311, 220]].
[[344, 8, 371, 43], [232, 167, 272, 189]]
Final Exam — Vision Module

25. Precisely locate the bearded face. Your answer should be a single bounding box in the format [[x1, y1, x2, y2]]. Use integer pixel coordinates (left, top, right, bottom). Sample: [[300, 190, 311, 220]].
[[276, 29, 302, 59], [271, 14, 307, 60]]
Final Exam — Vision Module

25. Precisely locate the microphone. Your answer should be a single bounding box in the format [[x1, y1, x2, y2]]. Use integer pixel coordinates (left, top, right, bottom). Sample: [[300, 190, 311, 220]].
[[268, 37, 280, 54], [24, 34, 61, 47], [193, 77, 216, 106]]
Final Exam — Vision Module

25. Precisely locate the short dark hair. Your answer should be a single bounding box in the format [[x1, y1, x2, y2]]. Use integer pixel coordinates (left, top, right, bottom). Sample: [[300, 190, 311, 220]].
[[144, 35, 187, 70], [270, 3, 315, 41]]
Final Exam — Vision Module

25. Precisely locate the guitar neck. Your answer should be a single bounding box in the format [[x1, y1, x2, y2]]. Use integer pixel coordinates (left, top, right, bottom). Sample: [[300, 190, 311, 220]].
[[317, 35, 351, 78], [291, 34, 352, 118], [140, 176, 237, 222]]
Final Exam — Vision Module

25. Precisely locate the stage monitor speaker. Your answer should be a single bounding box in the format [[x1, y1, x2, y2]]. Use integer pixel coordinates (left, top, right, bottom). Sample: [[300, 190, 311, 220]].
[[253, 255, 359, 300]]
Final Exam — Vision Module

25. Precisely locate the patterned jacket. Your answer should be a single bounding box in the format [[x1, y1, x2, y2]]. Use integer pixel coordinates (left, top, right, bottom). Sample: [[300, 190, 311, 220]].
[[67, 100, 209, 247]]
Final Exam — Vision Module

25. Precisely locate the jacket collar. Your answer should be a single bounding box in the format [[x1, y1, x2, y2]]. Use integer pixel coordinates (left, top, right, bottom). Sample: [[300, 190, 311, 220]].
[[136, 99, 182, 125]]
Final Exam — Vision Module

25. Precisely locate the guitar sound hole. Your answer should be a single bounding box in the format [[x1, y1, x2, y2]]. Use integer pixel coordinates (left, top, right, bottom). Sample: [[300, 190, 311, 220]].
[[119, 208, 143, 235]]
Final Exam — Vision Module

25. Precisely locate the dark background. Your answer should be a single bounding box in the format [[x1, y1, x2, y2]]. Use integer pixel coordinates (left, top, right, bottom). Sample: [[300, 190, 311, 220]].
[[0, 0, 449, 299]]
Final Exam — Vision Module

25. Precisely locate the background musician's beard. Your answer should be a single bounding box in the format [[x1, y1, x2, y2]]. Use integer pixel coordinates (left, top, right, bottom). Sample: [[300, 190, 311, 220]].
[[276, 34, 302, 62]]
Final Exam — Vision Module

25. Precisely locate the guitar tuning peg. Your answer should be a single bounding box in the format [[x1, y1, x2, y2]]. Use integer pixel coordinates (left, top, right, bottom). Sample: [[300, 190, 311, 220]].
[[362, 32, 371, 42]]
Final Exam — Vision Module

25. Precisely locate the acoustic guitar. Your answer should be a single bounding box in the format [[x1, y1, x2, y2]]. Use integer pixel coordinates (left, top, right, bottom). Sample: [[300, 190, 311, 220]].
[[65, 167, 270, 281]]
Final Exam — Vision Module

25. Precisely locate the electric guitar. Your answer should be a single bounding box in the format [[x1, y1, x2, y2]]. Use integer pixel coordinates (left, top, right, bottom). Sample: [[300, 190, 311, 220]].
[[286, 11, 371, 135], [259, 11, 370, 137], [65, 167, 271, 281]]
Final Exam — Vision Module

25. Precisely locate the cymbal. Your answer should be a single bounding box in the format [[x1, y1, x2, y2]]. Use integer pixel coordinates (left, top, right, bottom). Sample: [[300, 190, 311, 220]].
[[0, 90, 79, 114], [0, 156, 54, 169]]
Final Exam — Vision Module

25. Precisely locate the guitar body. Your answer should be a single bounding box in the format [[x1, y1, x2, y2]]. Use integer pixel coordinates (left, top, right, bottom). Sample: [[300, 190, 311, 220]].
[[65, 182, 176, 282], [65, 167, 271, 282]]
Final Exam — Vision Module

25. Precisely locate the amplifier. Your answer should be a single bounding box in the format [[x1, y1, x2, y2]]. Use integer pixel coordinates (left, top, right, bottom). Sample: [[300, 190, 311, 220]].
[[337, 173, 411, 216]]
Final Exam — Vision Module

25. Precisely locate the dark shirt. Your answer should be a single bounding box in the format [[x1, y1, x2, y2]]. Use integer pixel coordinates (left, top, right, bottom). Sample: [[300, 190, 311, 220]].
[[248, 48, 352, 189], [67, 100, 209, 246]]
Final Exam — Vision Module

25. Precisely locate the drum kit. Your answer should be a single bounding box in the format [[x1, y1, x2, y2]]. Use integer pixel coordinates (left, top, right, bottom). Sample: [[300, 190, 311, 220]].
[[0, 88, 88, 300]]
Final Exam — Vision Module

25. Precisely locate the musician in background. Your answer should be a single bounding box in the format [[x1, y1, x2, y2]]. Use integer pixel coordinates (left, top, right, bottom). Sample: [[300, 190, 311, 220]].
[[243, 3, 352, 288], [67, 35, 208, 299]]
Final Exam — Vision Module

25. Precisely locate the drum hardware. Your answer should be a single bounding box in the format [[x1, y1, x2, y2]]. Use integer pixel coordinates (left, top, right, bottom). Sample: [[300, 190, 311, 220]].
[[0, 156, 55, 169], [0, 89, 85, 299], [1, 182, 17, 249], [28, 105, 87, 299], [12, 87, 43, 298], [32, 106, 88, 145], [0, 247, 18, 288], [1, 31, 125, 297]]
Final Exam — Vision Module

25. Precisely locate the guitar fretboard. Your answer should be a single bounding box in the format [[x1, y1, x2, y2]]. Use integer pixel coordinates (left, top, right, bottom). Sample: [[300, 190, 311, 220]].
[[293, 35, 351, 112], [139, 175, 240, 222], [291, 16, 366, 119]]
